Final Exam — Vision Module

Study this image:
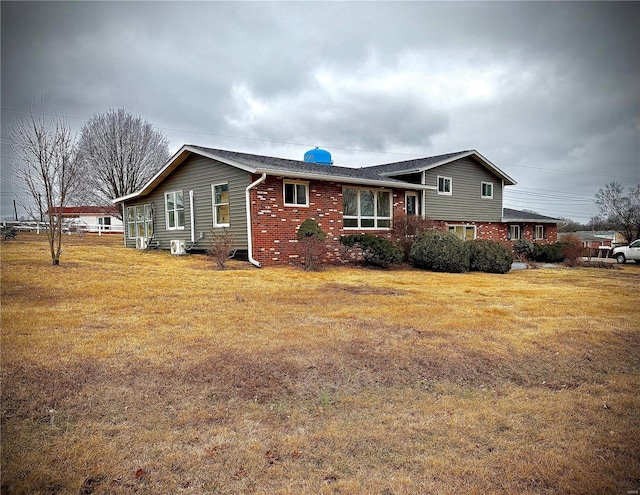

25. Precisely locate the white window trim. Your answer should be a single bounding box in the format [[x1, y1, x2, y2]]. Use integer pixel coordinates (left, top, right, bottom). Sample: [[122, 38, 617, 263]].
[[448, 224, 476, 241], [509, 224, 521, 240], [406, 191, 419, 216], [535, 224, 544, 240], [437, 176, 452, 196], [481, 181, 494, 199], [343, 187, 393, 230], [127, 204, 153, 239], [165, 190, 185, 230], [212, 183, 230, 227], [283, 180, 309, 207]]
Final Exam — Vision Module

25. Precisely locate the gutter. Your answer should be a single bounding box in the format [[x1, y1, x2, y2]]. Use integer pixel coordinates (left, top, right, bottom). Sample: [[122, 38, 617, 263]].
[[245, 173, 267, 267]]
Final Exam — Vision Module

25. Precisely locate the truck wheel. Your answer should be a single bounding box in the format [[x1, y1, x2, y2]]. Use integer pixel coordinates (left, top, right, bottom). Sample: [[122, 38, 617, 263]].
[[615, 253, 626, 264]]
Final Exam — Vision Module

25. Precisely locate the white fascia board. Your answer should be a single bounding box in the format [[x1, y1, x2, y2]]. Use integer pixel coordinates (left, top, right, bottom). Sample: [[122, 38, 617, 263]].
[[256, 168, 436, 190]]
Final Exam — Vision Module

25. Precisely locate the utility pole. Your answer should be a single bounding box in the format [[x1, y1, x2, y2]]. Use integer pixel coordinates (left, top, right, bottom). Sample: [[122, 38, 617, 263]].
[[13, 199, 18, 221]]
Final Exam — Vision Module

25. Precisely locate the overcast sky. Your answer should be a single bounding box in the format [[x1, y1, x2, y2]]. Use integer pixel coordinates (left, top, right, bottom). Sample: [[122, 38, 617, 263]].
[[2, 1, 638, 223]]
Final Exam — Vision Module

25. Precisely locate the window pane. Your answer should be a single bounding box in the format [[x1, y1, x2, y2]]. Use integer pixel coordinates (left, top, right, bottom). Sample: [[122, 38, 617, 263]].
[[137, 222, 145, 237], [377, 219, 390, 228], [166, 193, 174, 211], [216, 205, 230, 225], [407, 195, 416, 215], [344, 218, 358, 228], [127, 207, 135, 221], [296, 184, 307, 204], [360, 190, 374, 216], [176, 191, 184, 209], [136, 205, 144, 221], [343, 188, 358, 216], [361, 218, 375, 228], [178, 210, 185, 227], [284, 183, 294, 204], [168, 211, 175, 228], [377, 191, 390, 217], [465, 227, 475, 241], [215, 184, 228, 204]]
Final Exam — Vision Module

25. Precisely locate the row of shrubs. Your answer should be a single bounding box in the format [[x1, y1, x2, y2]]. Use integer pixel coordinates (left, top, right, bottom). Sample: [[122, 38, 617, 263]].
[[340, 231, 514, 274], [299, 218, 581, 273]]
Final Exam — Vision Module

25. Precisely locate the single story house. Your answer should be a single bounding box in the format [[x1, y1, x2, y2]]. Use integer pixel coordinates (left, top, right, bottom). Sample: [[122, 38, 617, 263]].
[[49, 206, 123, 234], [113, 145, 559, 266]]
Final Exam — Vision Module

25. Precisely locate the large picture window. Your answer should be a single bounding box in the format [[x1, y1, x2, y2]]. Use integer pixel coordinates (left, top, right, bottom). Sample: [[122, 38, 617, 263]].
[[212, 183, 230, 227], [343, 187, 392, 229], [127, 204, 153, 239], [165, 190, 184, 229]]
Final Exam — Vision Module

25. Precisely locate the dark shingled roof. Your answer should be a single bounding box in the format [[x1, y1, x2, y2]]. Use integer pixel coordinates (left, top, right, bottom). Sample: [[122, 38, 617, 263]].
[[503, 208, 560, 223], [365, 151, 473, 176], [188, 145, 389, 181]]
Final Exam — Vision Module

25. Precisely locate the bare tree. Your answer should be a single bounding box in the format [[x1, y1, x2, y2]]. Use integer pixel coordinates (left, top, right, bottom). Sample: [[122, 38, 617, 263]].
[[595, 181, 640, 242], [7, 105, 82, 265], [77, 108, 170, 215]]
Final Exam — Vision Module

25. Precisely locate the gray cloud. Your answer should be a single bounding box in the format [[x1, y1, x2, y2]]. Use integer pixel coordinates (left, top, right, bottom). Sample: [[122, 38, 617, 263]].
[[2, 1, 638, 222]]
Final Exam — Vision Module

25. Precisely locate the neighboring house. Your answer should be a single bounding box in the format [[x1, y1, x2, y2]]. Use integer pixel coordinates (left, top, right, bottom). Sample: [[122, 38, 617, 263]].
[[49, 206, 124, 234], [113, 145, 559, 266], [559, 230, 623, 257]]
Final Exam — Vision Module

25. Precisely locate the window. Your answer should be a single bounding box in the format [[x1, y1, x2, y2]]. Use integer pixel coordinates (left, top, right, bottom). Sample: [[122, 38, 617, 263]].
[[438, 176, 452, 195], [212, 183, 230, 226], [98, 216, 111, 230], [535, 225, 545, 240], [406, 192, 419, 216], [127, 204, 153, 239], [481, 182, 493, 199], [509, 224, 521, 240], [343, 187, 392, 229], [165, 191, 185, 229], [283, 180, 308, 207], [449, 225, 476, 241]]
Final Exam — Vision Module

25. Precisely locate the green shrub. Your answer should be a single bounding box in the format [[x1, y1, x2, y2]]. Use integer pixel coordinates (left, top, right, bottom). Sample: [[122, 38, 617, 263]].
[[297, 219, 327, 271], [409, 231, 470, 273], [340, 234, 403, 268], [532, 242, 568, 263], [468, 239, 513, 274], [512, 238, 534, 261]]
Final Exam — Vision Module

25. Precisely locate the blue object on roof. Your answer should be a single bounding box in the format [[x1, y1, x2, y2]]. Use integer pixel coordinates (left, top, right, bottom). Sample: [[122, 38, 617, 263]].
[[304, 147, 333, 165]]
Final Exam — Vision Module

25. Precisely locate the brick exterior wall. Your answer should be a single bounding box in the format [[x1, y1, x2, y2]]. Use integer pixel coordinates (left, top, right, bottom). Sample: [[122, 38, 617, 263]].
[[248, 174, 557, 266]]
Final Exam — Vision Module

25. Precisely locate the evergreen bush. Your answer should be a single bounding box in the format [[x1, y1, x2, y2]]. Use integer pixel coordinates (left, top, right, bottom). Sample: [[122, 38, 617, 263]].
[[340, 234, 403, 268], [532, 242, 568, 263], [409, 231, 470, 273], [512, 238, 534, 261], [468, 239, 513, 274]]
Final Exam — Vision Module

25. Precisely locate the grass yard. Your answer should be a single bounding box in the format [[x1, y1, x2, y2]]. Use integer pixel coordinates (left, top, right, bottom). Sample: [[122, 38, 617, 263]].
[[1, 234, 639, 495]]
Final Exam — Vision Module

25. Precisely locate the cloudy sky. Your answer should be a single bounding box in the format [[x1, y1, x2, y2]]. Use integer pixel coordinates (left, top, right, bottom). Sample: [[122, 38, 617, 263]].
[[2, 1, 638, 223]]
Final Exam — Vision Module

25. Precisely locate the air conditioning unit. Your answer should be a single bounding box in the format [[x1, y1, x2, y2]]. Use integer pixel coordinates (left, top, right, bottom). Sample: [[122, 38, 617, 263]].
[[136, 237, 149, 249], [170, 239, 185, 255]]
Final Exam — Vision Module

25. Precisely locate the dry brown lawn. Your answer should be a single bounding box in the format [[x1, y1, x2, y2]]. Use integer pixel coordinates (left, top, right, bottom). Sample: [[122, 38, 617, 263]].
[[1, 234, 639, 495]]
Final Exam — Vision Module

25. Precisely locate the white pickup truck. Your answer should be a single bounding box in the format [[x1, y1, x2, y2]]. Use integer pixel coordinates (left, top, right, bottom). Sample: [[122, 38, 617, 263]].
[[612, 239, 640, 263]]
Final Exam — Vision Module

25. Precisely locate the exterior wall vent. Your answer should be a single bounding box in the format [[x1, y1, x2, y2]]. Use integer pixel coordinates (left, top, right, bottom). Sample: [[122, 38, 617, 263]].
[[304, 147, 333, 165]]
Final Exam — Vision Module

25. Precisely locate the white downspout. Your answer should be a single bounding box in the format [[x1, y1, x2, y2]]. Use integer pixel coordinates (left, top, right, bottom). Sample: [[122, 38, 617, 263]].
[[245, 173, 267, 267], [189, 190, 195, 243]]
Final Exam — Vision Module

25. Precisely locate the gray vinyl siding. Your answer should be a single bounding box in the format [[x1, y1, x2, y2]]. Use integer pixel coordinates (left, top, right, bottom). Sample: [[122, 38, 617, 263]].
[[423, 157, 503, 222], [123, 155, 250, 250]]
